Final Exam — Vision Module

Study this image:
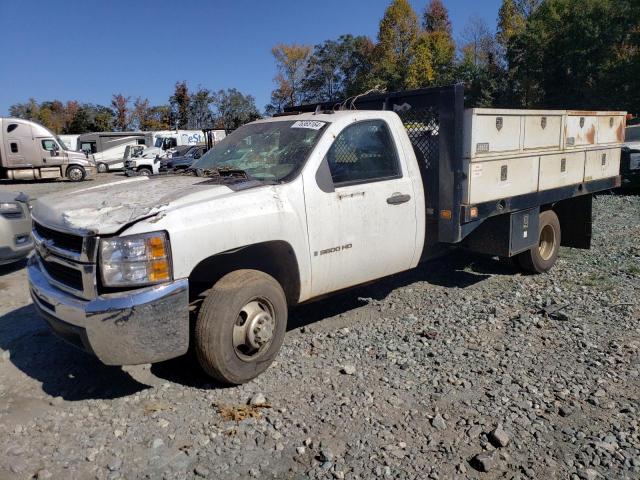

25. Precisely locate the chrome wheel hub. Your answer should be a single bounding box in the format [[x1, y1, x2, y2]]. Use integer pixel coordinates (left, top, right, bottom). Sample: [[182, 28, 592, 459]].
[[233, 299, 275, 359]]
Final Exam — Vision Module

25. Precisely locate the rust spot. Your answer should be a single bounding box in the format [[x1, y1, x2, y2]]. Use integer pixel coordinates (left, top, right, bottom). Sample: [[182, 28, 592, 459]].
[[586, 125, 596, 144], [616, 119, 624, 142]]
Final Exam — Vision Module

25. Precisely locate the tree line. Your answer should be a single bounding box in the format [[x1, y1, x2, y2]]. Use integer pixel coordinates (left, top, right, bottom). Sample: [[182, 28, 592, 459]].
[[266, 0, 640, 114], [8, 83, 261, 134]]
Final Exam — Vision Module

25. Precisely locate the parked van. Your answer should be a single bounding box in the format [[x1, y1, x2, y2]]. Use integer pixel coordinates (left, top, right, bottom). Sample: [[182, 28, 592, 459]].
[[78, 132, 147, 172], [57, 134, 80, 151], [0, 118, 95, 181]]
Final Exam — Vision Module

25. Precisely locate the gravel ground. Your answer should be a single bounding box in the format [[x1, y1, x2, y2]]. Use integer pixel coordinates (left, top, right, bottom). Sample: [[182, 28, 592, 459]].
[[0, 180, 638, 480]]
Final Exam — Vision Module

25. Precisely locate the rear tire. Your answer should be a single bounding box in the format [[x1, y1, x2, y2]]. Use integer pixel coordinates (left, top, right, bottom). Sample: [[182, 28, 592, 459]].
[[195, 270, 287, 385], [66, 165, 86, 182], [97, 162, 108, 173], [517, 210, 561, 273]]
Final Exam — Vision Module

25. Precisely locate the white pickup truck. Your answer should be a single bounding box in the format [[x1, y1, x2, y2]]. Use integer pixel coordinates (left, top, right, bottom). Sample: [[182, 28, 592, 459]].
[[27, 86, 624, 384]]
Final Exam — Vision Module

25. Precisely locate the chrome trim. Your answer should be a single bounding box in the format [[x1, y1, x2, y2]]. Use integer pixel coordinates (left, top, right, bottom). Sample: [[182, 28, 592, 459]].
[[32, 224, 98, 263], [36, 253, 97, 300], [28, 255, 190, 365]]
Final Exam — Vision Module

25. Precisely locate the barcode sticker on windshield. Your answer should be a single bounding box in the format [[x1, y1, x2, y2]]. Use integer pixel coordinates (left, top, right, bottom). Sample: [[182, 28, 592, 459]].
[[291, 120, 326, 130]]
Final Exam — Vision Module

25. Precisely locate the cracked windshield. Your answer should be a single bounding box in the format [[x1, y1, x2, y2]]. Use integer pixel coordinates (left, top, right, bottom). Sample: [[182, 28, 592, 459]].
[[192, 120, 328, 181]]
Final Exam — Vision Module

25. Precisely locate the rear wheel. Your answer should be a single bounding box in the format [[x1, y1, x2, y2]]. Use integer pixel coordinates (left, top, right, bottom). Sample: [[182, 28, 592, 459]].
[[195, 270, 287, 385], [97, 162, 108, 173], [137, 167, 152, 176], [66, 165, 86, 182], [517, 210, 561, 273]]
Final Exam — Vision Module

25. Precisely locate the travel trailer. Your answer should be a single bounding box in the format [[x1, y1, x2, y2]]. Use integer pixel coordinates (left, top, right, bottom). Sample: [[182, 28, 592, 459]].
[[0, 118, 94, 181], [78, 132, 147, 172]]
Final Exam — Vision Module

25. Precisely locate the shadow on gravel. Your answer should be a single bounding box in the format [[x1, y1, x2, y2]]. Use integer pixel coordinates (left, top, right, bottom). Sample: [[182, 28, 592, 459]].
[[288, 249, 519, 331], [0, 304, 150, 401]]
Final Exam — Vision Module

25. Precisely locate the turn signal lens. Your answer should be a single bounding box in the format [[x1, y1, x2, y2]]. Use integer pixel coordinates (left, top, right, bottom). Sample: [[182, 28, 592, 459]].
[[440, 209, 452, 220], [100, 231, 172, 287]]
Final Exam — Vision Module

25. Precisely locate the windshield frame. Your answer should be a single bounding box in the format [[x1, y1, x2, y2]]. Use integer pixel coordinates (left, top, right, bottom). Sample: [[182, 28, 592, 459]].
[[191, 119, 330, 184], [55, 135, 70, 151]]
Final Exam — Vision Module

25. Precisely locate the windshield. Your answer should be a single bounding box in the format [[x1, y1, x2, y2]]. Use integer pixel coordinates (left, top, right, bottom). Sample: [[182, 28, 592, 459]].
[[192, 120, 328, 182], [154, 137, 164, 148], [626, 126, 640, 143], [55, 135, 70, 151]]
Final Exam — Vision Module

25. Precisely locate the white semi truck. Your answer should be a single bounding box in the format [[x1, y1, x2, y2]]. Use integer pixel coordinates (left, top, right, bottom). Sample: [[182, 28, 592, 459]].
[[27, 85, 624, 384], [0, 118, 95, 181]]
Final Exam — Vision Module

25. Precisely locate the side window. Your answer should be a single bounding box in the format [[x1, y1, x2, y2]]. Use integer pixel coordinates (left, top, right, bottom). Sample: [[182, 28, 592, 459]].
[[10, 142, 18, 153], [81, 142, 97, 154], [7, 124, 18, 133], [137, 139, 146, 145], [325, 120, 400, 185], [41, 139, 57, 151]]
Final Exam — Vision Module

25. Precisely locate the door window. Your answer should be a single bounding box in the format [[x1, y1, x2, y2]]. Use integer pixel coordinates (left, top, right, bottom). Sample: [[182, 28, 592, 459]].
[[81, 142, 97, 154], [326, 120, 400, 186], [41, 139, 58, 151]]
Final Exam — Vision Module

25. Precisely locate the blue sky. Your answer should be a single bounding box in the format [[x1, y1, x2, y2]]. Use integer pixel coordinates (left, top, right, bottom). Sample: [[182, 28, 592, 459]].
[[0, 0, 501, 114]]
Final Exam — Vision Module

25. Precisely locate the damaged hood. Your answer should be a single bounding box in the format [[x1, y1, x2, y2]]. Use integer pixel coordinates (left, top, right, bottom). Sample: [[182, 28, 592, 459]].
[[32, 176, 241, 235]]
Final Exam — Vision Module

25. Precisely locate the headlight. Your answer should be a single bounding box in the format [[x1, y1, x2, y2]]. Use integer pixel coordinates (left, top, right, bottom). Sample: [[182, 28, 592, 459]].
[[0, 202, 23, 218], [100, 231, 172, 287]]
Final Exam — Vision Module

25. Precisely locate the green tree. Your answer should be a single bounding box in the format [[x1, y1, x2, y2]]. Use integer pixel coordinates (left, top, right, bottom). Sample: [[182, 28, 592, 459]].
[[422, 0, 456, 84], [509, 0, 639, 111], [423, 0, 452, 34], [301, 34, 376, 102], [373, 0, 420, 90], [188, 87, 215, 128], [170, 81, 190, 128], [213, 89, 261, 130], [497, 0, 525, 54]]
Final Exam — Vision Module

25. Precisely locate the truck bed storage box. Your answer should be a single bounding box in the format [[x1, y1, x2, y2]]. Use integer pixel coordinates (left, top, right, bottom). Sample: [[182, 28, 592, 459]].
[[523, 114, 563, 151], [596, 115, 625, 144], [584, 148, 621, 181], [538, 151, 585, 191], [565, 114, 597, 147], [466, 156, 540, 204], [463, 111, 521, 158]]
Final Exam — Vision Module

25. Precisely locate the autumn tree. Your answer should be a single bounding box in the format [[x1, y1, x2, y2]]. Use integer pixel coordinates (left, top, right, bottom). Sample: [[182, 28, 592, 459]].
[[268, 44, 312, 111], [111, 94, 131, 131], [421, 0, 456, 84], [170, 81, 190, 128], [373, 0, 420, 90]]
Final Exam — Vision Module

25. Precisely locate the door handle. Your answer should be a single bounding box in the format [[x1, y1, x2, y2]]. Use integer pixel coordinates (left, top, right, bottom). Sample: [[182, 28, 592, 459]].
[[387, 193, 411, 205]]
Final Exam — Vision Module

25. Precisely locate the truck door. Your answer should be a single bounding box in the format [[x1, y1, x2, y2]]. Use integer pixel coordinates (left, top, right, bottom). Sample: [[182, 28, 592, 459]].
[[38, 138, 65, 167], [303, 119, 417, 297]]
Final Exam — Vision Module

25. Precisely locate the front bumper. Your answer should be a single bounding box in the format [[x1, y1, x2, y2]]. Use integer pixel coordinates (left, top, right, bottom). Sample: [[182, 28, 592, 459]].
[[27, 255, 189, 365]]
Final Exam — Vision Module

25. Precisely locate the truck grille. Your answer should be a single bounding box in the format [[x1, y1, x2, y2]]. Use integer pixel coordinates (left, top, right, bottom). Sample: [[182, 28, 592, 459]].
[[34, 222, 83, 253], [41, 258, 84, 291]]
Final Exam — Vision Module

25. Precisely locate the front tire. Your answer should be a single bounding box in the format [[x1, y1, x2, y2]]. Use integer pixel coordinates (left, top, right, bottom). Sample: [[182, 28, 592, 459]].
[[517, 210, 561, 273], [66, 165, 86, 182], [137, 167, 153, 176], [195, 270, 288, 385]]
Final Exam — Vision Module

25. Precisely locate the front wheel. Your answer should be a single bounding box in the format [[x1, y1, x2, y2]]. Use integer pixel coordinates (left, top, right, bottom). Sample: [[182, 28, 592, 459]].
[[517, 210, 561, 273], [137, 167, 153, 176], [66, 165, 86, 182], [195, 270, 287, 385]]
